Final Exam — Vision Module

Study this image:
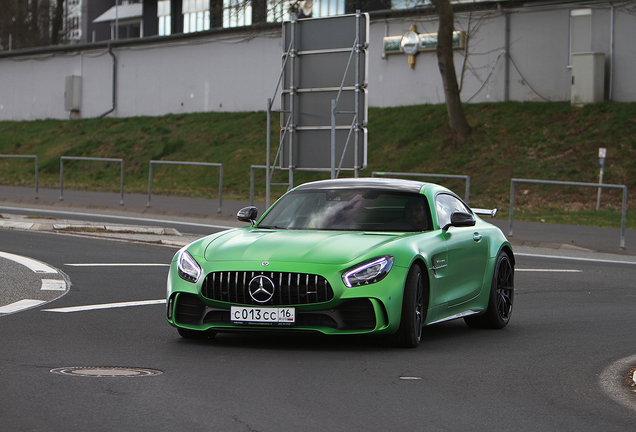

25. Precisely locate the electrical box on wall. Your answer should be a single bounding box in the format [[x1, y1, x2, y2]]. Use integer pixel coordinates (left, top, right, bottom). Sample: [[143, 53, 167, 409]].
[[571, 53, 604, 106], [64, 75, 81, 111]]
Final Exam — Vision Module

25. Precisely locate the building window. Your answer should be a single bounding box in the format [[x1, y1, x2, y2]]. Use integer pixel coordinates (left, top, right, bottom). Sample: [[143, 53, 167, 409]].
[[158, 0, 172, 36], [391, 0, 430, 10], [223, 0, 252, 27], [68, 16, 80, 31], [267, 0, 291, 22], [266, 0, 343, 23], [312, 0, 344, 18], [183, 0, 211, 33]]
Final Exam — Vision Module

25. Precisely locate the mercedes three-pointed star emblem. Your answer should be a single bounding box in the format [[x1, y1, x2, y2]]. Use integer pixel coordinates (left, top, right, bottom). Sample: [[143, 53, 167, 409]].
[[248, 275, 275, 303]]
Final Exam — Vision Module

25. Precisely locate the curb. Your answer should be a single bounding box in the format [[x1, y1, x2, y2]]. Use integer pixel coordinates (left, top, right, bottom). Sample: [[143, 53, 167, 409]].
[[0, 212, 206, 248]]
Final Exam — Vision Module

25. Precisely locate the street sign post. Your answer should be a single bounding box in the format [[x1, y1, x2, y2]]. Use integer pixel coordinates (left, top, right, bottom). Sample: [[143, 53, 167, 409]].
[[264, 12, 369, 207], [597, 147, 606, 210]]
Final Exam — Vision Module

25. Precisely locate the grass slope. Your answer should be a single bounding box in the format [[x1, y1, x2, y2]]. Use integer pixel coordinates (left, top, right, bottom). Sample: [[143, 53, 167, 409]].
[[1, 102, 634, 227]]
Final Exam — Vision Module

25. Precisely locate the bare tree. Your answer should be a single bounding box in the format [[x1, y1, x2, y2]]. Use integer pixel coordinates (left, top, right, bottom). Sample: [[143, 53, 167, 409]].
[[0, 0, 61, 50], [430, 0, 472, 146], [51, 0, 65, 45]]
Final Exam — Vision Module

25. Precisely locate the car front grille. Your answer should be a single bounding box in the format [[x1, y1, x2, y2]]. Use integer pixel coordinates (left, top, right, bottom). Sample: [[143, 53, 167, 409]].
[[201, 271, 334, 306]]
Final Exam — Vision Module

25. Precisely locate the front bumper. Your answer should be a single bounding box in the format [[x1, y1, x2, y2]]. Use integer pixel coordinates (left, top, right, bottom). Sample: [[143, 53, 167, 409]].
[[166, 260, 409, 336]]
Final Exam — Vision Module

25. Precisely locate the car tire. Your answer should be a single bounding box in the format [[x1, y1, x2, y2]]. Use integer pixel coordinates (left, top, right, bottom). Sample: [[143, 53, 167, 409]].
[[177, 327, 217, 340], [465, 250, 514, 329], [392, 264, 426, 348]]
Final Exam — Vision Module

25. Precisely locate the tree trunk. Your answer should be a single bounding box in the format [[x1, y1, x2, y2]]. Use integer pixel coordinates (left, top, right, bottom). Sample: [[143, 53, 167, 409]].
[[51, 0, 65, 45], [430, 0, 472, 146]]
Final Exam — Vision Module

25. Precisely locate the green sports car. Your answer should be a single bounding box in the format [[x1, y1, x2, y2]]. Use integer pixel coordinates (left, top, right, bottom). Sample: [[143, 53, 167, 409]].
[[166, 178, 514, 347]]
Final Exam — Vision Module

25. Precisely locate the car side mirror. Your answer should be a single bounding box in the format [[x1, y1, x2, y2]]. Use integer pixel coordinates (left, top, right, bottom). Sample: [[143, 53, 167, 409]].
[[237, 206, 258, 226], [443, 211, 476, 231]]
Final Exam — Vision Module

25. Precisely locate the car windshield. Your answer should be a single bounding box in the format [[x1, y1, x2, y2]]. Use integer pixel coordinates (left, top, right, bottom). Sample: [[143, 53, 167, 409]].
[[257, 189, 432, 232]]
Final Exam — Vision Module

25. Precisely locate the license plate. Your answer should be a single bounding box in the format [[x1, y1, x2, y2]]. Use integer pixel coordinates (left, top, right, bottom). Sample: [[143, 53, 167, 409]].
[[230, 306, 295, 324]]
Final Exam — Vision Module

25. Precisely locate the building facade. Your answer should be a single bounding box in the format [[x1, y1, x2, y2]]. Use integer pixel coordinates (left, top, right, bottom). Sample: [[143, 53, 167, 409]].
[[0, 1, 635, 121], [78, 0, 393, 42]]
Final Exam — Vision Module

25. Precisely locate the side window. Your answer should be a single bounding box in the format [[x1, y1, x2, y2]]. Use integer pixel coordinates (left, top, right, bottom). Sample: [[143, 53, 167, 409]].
[[435, 194, 470, 229]]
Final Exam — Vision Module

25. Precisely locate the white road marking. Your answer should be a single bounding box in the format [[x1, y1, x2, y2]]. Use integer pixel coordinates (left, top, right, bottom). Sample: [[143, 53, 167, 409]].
[[0, 251, 59, 273], [43, 299, 166, 313], [515, 269, 582, 272], [41, 279, 67, 291], [0, 299, 46, 314], [65, 263, 169, 267], [516, 252, 636, 266]]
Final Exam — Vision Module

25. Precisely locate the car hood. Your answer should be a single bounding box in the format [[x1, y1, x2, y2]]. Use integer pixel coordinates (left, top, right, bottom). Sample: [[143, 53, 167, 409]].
[[203, 228, 403, 265]]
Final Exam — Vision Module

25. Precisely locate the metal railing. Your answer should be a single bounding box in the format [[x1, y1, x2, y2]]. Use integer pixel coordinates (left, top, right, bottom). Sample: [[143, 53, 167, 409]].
[[0, 154, 39, 199], [510, 178, 628, 249], [60, 157, 124, 205], [148, 161, 223, 213], [372, 172, 471, 204]]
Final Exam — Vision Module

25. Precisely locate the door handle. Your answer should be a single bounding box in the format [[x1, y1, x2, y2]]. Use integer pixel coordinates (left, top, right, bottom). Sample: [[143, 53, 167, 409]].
[[473, 233, 482, 242]]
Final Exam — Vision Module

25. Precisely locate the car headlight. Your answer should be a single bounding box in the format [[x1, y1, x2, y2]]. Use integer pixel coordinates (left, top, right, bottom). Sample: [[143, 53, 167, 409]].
[[342, 256, 394, 288], [177, 250, 202, 283]]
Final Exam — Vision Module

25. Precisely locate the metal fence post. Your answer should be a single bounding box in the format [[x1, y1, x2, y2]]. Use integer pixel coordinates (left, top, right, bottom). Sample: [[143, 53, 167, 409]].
[[34, 155, 39, 199], [120, 160, 124, 205], [250, 166, 255, 206], [621, 186, 627, 249], [218, 164, 223, 214], [509, 179, 515, 237], [60, 158, 64, 200], [147, 162, 153, 207]]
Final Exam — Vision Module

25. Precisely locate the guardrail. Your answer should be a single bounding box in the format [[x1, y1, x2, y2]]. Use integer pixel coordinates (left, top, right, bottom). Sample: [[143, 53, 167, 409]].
[[60, 157, 124, 205], [3, 156, 631, 247], [372, 171, 471, 204], [148, 160, 223, 213], [0, 154, 39, 199], [510, 178, 628, 249]]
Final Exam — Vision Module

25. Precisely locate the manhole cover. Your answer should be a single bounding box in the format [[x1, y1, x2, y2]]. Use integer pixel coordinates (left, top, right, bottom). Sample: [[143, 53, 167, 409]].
[[50, 367, 162, 377]]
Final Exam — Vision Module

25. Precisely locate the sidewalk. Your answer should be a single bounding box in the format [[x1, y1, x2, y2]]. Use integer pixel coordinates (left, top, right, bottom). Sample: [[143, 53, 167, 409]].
[[0, 185, 267, 222], [1, 185, 634, 256]]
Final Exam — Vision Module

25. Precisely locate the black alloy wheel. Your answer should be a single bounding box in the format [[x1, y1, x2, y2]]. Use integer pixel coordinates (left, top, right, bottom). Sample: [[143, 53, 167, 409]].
[[494, 253, 514, 324], [465, 250, 514, 329], [392, 264, 426, 348]]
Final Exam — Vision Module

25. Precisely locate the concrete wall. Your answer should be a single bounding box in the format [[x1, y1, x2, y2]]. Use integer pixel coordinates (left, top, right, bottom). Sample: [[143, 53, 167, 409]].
[[1, 2, 635, 121], [611, 7, 636, 102]]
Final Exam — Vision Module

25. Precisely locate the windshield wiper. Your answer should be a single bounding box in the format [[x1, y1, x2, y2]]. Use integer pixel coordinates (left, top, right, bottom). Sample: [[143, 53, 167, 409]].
[[256, 225, 285, 230]]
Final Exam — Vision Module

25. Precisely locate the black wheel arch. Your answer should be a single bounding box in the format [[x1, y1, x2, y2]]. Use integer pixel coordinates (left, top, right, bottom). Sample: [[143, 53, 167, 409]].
[[501, 245, 515, 266], [411, 258, 431, 311]]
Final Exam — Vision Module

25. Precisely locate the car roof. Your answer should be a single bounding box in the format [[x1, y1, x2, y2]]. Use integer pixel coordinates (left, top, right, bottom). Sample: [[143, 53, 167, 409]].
[[293, 177, 430, 194]]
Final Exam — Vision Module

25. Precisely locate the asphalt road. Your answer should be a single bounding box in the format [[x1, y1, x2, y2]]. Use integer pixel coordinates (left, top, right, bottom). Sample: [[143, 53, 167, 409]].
[[1, 224, 635, 431]]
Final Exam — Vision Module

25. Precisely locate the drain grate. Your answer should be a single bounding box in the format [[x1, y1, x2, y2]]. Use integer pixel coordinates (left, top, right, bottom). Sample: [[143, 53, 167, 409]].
[[51, 367, 162, 377]]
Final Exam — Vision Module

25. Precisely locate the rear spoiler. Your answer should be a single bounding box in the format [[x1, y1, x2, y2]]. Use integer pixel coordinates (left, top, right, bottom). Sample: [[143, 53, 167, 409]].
[[472, 208, 498, 218]]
